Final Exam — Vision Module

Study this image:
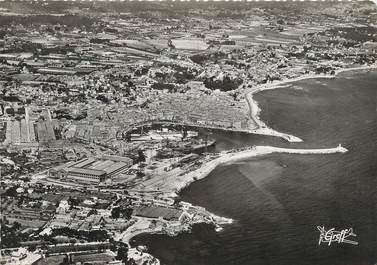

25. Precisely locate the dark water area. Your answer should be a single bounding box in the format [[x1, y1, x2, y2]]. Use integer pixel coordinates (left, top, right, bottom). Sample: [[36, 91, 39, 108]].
[[132, 70, 377, 265], [198, 129, 285, 151]]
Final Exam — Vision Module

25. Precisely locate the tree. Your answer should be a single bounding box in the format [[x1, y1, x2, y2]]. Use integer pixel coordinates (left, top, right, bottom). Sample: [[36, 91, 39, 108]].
[[87, 230, 108, 242], [109, 238, 117, 252], [116, 245, 129, 262], [136, 170, 145, 178], [4, 186, 18, 197], [182, 129, 187, 140], [13, 221, 21, 230], [122, 208, 133, 220], [87, 209, 98, 217], [28, 245, 37, 252], [137, 150, 146, 163], [111, 207, 121, 219]]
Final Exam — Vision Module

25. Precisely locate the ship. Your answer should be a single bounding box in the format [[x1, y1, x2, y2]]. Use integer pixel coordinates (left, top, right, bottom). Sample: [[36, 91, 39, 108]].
[[131, 128, 198, 142], [191, 138, 216, 151]]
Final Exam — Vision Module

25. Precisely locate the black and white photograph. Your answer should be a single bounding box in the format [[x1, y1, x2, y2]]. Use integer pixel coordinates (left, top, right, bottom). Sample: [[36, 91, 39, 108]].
[[0, 0, 376, 264]]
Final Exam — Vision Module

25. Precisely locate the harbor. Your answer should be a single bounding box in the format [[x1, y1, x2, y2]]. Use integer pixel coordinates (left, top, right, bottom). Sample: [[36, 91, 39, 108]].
[[131, 68, 377, 265]]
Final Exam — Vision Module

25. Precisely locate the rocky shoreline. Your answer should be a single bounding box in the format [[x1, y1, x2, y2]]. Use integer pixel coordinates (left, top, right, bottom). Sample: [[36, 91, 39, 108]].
[[121, 65, 375, 264]]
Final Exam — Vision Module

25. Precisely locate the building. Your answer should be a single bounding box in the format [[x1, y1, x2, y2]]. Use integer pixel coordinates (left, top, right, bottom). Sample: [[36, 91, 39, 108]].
[[0, 248, 41, 265], [36, 67, 77, 75], [49, 155, 133, 184]]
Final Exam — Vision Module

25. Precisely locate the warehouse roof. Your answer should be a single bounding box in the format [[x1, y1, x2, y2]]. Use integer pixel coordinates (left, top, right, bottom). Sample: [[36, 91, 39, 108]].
[[67, 167, 106, 176]]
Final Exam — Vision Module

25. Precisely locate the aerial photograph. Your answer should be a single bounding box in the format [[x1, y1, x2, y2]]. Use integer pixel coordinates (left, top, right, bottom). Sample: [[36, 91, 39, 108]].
[[0, 0, 376, 265]]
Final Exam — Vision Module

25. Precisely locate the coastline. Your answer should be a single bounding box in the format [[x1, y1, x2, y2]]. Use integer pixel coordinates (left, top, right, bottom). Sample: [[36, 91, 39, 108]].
[[123, 144, 348, 263], [122, 64, 373, 264], [244, 63, 377, 142], [116, 202, 233, 265], [172, 144, 348, 196], [115, 64, 377, 145]]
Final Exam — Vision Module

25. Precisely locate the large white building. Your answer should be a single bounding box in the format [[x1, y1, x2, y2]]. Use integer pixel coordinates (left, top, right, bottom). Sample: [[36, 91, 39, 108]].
[[49, 155, 133, 184]]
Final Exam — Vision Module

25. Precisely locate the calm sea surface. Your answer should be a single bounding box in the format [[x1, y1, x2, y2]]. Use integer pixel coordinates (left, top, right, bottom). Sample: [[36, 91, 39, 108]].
[[132, 70, 377, 265]]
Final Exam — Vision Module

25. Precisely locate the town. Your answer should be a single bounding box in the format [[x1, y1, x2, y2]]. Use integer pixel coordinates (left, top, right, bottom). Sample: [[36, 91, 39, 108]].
[[1, 1, 376, 265]]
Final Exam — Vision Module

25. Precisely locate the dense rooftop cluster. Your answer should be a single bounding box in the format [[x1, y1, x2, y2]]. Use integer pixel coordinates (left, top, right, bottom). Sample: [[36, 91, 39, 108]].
[[0, 1, 376, 265]]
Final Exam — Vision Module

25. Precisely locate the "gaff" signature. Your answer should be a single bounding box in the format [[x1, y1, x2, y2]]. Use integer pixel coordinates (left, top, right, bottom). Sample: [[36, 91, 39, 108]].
[[317, 226, 358, 246]]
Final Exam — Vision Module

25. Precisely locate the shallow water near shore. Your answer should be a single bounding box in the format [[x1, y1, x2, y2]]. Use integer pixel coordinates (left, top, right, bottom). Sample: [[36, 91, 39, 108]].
[[132, 69, 377, 265]]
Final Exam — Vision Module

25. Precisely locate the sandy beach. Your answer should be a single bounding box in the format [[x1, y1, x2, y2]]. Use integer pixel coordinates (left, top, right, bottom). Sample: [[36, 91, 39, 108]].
[[123, 65, 372, 264], [244, 63, 377, 142]]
